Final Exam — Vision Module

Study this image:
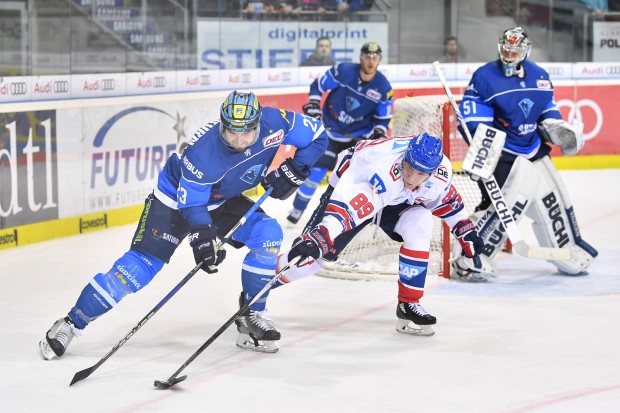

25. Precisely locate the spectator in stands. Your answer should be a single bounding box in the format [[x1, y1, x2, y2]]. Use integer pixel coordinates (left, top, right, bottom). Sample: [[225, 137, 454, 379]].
[[438, 36, 459, 63], [320, 0, 372, 21], [300, 37, 336, 66], [578, 0, 608, 15]]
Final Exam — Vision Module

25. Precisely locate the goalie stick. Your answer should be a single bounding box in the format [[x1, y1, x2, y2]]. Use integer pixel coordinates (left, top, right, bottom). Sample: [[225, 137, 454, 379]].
[[431, 61, 570, 261], [153, 256, 302, 390], [69, 187, 273, 386]]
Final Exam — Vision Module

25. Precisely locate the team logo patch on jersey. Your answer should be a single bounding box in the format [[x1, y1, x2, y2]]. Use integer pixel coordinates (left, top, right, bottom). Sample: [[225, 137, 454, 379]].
[[345, 96, 361, 112], [390, 162, 401, 181], [435, 165, 449, 182], [366, 89, 381, 100], [518, 98, 534, 117], [241, 165, 263, 184], [263, 129, 284, 148], [537, 79, 551, 89], [370, 173, 387, 194]]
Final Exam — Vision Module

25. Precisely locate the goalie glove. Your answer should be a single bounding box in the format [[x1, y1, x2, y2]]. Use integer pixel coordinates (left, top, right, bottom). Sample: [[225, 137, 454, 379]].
[[452, 219, 484, 258], [288, 225, 335, 261], [261, 158, 310, 200], [302, 100, 321, 119], [538, 118, 584, 156]]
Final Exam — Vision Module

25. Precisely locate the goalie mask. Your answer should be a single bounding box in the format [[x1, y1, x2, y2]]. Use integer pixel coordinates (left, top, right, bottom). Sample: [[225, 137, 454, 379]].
[[498, 27, 532, 77], [403, 132, 443, 175], [220, 91, 262, 151]]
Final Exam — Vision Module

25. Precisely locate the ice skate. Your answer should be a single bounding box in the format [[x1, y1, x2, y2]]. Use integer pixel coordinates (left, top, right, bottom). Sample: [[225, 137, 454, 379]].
[[235, 307, 281, 353], [286, 208, 303, 225], [39, 317, 81, 360], [395, 301, 436, 336]]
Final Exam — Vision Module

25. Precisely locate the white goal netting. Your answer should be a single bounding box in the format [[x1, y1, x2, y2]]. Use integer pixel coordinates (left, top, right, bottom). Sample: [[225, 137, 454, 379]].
[[317, 95, 483, 281]]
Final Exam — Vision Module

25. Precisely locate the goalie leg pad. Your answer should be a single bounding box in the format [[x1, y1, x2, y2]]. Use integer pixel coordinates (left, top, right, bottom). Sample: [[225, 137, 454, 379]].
[[527, 157, 597, 274], [474, 156, 537, 261]]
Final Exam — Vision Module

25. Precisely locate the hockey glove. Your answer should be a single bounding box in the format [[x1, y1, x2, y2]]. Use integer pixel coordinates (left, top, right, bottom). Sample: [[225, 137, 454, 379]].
[[302, 100, 321, 119], [288, 225, 335, 261], [261, 158, 310, 200], [188, 224, 226, 273], [452, 219, 484, 258], [369, 128, 386, 140]]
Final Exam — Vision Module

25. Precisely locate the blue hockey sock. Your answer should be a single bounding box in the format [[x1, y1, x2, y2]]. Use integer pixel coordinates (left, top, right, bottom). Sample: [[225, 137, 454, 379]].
[[292, 166, 327, 212], [68, 250, 163, 329], [241, 250, 278, 312]]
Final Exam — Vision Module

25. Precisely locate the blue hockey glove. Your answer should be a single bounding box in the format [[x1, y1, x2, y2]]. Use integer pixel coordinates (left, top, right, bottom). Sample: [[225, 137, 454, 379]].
[[188, 225, 226, 273], [302, 100, 321, 119], [288, 225, 335, 261], [369, 128, 386, 140], [261, 158, 310, 200], [452, 219, 484, 258]]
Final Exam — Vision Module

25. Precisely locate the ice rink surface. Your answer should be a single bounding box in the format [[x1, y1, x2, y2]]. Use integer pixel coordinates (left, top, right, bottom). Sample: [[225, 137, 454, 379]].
[[2, 169, 619, 413]]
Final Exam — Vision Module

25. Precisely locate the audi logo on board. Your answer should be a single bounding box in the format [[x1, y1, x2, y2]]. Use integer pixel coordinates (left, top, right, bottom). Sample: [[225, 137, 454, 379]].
[[101, 79, 116, 91], [153, 76, 166, 88], [53, 80, 69, 93], [546, 67, 564, 76], [10, 82, 28, 95], [605, 66, 620, 75]]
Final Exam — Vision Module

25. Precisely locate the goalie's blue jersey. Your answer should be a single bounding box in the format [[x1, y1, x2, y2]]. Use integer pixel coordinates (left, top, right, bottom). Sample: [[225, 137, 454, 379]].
[[154, 108, 328, 228], [310, 62, 393, 138], [459, 60, 562, 158]]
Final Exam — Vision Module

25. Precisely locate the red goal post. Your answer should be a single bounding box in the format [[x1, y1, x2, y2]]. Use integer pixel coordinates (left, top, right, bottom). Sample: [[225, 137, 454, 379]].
[[316, 95, 482, 281]]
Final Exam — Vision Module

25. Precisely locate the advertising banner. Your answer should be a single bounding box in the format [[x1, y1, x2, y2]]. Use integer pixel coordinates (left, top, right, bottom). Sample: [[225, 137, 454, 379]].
[[593, 21, 620, 62], [0, 110, 59, 228], [196, 21, 389, 70], [55, 98, 223, 218]]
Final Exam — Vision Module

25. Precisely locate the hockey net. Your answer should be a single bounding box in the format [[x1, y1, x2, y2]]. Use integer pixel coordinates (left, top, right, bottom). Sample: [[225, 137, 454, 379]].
[[317, 95, 483, 281]]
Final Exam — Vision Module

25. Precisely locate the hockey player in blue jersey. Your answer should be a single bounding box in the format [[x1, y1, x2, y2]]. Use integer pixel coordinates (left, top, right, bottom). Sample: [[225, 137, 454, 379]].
[[455, 27, 597, 279], [287, 41, 394, 224], [39, 91, 328, 357]]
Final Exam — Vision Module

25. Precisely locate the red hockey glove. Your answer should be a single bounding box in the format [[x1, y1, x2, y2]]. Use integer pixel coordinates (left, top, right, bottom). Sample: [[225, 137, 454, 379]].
[[288, 225, 335, 261], [452, 219, 484, 258]]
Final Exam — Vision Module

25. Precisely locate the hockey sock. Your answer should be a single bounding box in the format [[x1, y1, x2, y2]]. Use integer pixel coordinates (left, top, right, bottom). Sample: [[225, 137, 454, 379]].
[[397, 247, 429, 302], [241, 249, 278, 311], [292, 166, 328, 212], [68, 250, 164, 329]]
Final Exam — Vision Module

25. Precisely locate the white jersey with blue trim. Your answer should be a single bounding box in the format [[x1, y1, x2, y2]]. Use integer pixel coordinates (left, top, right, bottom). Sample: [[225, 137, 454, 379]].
[[459, 60, 562, 158], [321, 137, 469, 239], [154, 107, 328, 228]]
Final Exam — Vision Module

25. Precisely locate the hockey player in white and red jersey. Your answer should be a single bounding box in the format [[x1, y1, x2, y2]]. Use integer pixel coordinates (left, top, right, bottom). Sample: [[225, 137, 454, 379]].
[[276, 132, 486, 336]]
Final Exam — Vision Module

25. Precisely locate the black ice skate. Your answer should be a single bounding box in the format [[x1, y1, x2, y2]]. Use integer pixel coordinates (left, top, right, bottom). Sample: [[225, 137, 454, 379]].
[[39, 317, 81, 360], [286, 208, 303, 225], [395, 301, 436, 336], [235, 295, 280, 353]]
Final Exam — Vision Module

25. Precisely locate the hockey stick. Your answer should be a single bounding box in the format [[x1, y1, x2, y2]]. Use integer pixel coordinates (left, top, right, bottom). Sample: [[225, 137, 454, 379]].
[[69, 187, 274, 386], [431, 61, 570, 261], [153, 256, 301, 390]]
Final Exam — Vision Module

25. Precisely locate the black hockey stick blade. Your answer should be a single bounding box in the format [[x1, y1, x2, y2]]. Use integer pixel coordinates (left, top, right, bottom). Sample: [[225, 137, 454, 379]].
[[154, 375, 187, 390], [70, 367, 96, 386]]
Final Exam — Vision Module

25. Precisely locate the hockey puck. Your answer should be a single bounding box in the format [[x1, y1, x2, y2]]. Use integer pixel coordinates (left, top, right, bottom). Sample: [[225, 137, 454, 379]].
[[153, 375, 187, 390]]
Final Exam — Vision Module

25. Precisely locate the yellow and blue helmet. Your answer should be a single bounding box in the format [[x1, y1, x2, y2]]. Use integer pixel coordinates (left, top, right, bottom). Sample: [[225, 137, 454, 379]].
[[220, 91, 262, 133]]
